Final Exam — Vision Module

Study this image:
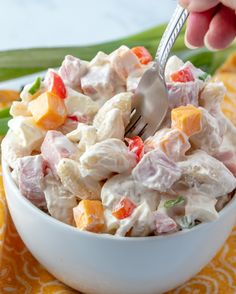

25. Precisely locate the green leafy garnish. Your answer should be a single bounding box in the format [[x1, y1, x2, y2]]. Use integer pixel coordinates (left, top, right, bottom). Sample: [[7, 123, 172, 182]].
[[0, 117, 11, 136], [0, 23, 233, 81], [164, 196, 185, 209], [28, 77, 41, 95], [0, 107, 10, 119], [198, 72, 209, 81], [178, 216, 195, 229]]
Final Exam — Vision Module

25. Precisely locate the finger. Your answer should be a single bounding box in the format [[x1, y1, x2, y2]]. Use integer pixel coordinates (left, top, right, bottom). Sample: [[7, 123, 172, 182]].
[[185, 8, 217, 48], [204, 6, 236, 50], [221, 0, 236, 10], [179, 0, 219, 12], [179, 0, 190, 8]]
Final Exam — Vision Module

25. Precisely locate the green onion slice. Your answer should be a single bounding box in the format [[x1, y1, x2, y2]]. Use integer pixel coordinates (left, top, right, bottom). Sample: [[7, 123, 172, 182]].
[[198, 72, 209, 81], [28, 77, 41, 95], [164, 196, 185, 209]]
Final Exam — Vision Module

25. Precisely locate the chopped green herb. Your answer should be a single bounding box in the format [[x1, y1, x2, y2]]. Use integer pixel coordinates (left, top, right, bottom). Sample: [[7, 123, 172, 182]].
[[164, 196, 185, 209], [198, 72, 209, 81], [28, 77, 41, 95], [178, 215, 195, 229], [0, 107, 10, 119]]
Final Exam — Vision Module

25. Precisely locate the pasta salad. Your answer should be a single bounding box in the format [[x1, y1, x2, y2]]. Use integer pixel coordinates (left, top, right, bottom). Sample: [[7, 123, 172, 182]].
[[2, 45, 236, 237]]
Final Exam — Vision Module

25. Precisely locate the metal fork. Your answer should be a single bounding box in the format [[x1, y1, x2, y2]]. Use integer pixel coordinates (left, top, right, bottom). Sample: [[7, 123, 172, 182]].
[[125, 5, 189, 140]]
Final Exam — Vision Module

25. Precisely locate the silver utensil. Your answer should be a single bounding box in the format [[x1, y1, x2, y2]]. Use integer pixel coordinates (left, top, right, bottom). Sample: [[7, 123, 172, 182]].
[[125, 5, 189, 140]]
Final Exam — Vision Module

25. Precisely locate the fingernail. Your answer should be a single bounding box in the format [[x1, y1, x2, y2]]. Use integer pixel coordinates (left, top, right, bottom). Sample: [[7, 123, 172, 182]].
[[184, 32, 199, 49], [204, 35, 220, 52], [180, 0, 190, 7]]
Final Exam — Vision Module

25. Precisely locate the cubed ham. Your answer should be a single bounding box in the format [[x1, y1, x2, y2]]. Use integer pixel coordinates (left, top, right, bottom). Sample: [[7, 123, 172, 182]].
[[177, 150, 236, 197], [110, 46, 142, 81], [15, 155, 46, 207], [214, 150, 236, 177], [58, 55, 88, 91], [132, 149, 182, 192], [41, 130, 77, 176], [81, 63, 125, 103], [159, 129, 191, 161], [167, 81, 203, 110], [154, 212, 177, 234], [190, 107, 224, 154], [166, 60, 207, 110]]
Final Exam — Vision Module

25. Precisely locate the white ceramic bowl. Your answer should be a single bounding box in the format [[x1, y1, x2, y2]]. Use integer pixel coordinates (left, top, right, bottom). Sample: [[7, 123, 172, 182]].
[[2, 159, 236, 294]]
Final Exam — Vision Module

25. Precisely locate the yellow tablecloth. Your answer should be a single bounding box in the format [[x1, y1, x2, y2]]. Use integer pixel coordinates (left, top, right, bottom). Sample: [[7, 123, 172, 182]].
[[2, 54, 236, 293]]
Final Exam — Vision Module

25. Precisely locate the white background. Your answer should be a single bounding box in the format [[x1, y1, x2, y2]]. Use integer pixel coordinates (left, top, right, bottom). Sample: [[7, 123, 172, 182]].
[[0, 0, 176, 50]]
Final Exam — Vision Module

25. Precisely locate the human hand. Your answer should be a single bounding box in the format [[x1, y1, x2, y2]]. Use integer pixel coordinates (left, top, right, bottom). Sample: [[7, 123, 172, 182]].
[[179, 0, 236, 50]]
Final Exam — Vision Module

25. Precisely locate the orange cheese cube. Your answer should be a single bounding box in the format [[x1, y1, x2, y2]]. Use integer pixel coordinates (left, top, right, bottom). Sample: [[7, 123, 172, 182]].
[[160, 129, 191, 161], [171, 105, 202, 137], [73, 200, 105, 233], [28, 92, 67, 130]]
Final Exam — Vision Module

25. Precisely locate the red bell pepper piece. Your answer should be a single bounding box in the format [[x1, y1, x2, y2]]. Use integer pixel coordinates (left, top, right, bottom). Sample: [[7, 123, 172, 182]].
[[67, 115, 88, 124], [47, 71, 67, 99], [170, 67, 194, 83], [67, 115, 79, 122], [131, 46, 153, 65], [112, 197, 136, 220], [127, 136, 144, 162]]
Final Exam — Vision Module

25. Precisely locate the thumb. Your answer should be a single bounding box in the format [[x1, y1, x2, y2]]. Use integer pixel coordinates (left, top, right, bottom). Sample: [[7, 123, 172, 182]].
[[179, 0, 219, 12], [221, 0, 236, 10]]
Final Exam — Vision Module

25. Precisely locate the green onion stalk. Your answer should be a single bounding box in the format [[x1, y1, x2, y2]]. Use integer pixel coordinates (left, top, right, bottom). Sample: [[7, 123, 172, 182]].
[[0, 23, 235, 135]]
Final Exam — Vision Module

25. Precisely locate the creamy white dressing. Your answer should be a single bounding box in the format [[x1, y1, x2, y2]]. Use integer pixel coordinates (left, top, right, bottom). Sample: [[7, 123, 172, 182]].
[[4, 49, 236, 237]]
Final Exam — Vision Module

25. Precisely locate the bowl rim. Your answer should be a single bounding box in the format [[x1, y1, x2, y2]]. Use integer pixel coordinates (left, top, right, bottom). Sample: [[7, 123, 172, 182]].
[[3, 158, 236, 242]]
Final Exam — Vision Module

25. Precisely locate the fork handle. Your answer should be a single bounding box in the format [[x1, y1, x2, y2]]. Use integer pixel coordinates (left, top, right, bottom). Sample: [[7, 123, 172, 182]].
[[155, 5, 189, 79]]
